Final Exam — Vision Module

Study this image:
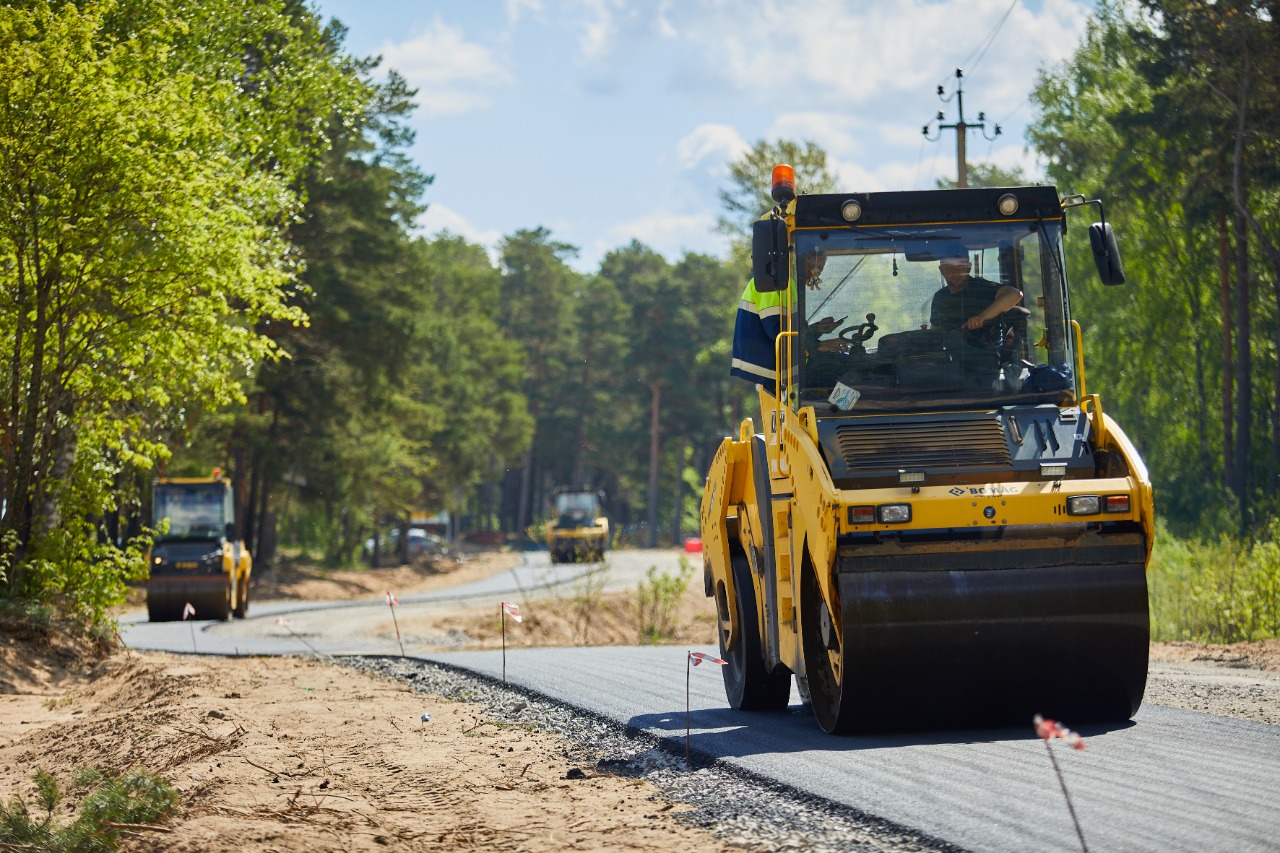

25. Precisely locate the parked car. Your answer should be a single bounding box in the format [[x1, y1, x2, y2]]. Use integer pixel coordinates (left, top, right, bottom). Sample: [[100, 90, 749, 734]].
[[364, 528, 447, 561]]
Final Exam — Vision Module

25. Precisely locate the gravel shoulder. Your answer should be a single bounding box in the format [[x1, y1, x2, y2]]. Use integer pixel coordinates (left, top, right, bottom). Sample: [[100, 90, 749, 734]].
[[1, 549, 1276, 851]]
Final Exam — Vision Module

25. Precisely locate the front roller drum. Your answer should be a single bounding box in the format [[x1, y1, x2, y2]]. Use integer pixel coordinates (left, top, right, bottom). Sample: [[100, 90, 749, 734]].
[[803, 543, 1150, 733], [717, 550, 791, 710]]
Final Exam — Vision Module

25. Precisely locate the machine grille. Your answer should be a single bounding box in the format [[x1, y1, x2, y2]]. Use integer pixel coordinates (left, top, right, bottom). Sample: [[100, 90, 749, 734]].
[[834, 417, 1011, 472]]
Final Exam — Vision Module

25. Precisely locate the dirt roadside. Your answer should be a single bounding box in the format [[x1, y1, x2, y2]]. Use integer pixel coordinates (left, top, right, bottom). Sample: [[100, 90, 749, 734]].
[[1, 549, 1277, 851]]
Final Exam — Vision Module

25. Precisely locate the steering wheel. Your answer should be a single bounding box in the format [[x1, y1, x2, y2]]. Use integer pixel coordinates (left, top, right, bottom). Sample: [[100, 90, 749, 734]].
[[838, 313, 878, 347], [963, 319, 1010, 350]]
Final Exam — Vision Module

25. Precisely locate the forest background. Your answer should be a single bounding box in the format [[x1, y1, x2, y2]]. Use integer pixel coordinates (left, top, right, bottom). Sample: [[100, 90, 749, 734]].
[[0, 0, 1278, 643]]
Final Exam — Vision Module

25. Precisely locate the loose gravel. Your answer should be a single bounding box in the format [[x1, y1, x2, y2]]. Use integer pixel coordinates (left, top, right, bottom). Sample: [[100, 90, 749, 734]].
[[344, 655, 958, 853]]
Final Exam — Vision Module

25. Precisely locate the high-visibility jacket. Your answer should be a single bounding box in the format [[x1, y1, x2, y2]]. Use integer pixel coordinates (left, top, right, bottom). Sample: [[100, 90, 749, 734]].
[[730, 278, 789, 385]]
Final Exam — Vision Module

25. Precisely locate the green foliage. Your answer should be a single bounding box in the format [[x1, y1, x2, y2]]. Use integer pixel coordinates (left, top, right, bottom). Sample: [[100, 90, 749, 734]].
[[0, 0, 330, 615], [716, 138, 839, 264], [1028, 0, 1280, 536], [1149, 520, 1280, 642], [635, 556, 695, 643], [935, 162, 1029, 189], [0, 766, 179, 852]]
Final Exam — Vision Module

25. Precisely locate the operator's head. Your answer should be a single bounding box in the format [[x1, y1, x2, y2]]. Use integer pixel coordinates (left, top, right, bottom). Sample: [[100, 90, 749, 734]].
[[939, 253, 972, 290], [802, 247, 827, 290]]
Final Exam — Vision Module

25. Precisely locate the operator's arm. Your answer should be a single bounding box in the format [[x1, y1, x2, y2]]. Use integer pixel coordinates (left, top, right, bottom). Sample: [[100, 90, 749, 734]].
[[962, 285, 1023, 331]]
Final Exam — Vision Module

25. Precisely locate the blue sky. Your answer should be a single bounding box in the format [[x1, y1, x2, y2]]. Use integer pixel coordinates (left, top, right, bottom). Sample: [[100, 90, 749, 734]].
[[311, 0, 1095, 271]]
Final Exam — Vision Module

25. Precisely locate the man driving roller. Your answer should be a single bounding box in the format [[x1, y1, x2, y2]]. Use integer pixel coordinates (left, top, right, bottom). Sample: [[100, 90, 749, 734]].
[[929, 251, 1023, 333]]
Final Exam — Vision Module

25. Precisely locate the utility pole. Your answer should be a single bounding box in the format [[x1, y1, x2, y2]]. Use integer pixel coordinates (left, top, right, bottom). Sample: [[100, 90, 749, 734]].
[[922, 69, 1001, 188]]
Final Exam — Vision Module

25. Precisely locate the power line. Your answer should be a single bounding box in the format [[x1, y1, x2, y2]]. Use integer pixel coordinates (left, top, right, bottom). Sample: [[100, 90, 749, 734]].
[[935, 0, 1019, 91]]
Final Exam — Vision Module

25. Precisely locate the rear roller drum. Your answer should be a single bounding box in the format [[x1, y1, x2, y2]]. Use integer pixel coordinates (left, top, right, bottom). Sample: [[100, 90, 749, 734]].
[[718, 550, 791, 711]]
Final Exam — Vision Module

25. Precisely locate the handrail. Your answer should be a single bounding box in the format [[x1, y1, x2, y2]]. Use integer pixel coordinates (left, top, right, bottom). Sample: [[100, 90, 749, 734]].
[[1071, 319, 1087, 400]]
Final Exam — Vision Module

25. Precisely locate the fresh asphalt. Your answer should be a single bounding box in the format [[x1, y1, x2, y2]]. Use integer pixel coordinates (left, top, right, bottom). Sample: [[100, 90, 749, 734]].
[[120, 549, 1280, 852]]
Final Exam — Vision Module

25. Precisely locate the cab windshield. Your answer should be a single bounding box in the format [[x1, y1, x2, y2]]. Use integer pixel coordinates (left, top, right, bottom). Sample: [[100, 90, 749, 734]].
[[154, 484, 231, 540], [789, 220, 1075, 414], [554, 492, 600, 521]]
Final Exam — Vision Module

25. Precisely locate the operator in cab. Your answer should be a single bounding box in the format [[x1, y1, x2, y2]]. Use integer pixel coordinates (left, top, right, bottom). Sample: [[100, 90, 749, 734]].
[[929, 251, 1024, 333]]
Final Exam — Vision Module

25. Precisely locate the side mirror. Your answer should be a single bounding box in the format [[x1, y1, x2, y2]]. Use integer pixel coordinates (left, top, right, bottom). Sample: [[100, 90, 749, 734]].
[[224, 521, 238, 542], [751, 218, 790, 293], [1089, 222, 1125, 286]]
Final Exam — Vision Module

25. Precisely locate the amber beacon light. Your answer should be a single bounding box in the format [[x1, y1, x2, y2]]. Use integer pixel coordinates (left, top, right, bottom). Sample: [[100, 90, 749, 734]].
[[771, 164, 796, 204]]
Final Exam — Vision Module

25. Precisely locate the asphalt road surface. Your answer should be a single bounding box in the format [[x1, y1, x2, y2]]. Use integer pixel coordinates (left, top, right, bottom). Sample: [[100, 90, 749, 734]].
[[121, 550, 1280, 852]]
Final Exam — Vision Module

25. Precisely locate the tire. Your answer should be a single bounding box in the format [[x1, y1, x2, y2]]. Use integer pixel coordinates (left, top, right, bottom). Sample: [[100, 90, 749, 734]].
[[718, 550, 791, 711], [801, 564, 856, 734], [232, 574, 250, 619]]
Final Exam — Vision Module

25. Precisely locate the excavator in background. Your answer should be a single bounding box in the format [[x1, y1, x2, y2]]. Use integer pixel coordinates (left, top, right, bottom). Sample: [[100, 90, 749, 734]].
[[701, 167, 1153, 733], [546, 487, 609, 563], [145, 472, 252, 622]]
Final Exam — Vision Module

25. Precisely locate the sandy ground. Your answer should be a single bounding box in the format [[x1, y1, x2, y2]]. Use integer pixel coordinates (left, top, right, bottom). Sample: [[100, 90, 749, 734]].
[[1, 549, 1277, 851]]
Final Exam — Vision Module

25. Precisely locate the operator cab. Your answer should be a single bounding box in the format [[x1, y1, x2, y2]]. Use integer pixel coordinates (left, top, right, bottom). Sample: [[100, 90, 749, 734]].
[[553, 489, 604, 528], [774, 187, 1079, 415]]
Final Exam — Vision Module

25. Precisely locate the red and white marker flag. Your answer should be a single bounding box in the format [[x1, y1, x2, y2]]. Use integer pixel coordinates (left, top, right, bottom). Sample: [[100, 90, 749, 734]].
[[182, 602, 196, 620], [1034, 714, 1085, 751], [501, 601, 522, 622], [386, 592, 398, 607], [689, 651, 727, 666]]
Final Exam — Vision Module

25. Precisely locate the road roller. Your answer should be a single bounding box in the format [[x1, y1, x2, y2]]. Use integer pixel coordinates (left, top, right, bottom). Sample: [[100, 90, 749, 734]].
[[145, 473, 252, 622], [701, 169, 1153, 733]]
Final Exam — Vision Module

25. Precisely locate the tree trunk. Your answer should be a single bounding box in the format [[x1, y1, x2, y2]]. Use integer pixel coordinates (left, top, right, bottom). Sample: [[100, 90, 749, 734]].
[[255, 469, 273, 567], [516, 447, 534, 539], [1232, 201, 1251, 533], [647, 381, 662, 548], [669, 433, 687, 547], [1218, 209, 1235, 492], [245, 454, 260, 554]]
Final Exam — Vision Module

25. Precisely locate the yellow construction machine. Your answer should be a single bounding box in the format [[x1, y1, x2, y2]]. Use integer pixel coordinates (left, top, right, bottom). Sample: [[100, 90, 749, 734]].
[[701, 169, 1153, 733], [145, 473, 252, 621], [546, 487, 609, 563]]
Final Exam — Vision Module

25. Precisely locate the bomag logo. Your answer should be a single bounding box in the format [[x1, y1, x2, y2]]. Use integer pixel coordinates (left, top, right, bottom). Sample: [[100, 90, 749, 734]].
[[949, 486, 1018, 497]]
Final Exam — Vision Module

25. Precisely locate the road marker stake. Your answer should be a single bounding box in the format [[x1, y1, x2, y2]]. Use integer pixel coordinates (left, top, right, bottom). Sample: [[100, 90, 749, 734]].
[[274, 617, 323, 657], [1035, 714, 1089, 852], [182, 602, 197, 652], [686, 651, 727, 766], [500, 601, 522, 683], [386, 592, 404, 657]]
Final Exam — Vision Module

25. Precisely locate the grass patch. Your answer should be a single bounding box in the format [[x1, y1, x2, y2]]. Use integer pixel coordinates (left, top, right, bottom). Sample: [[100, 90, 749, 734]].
[[0, 767, 179, 852], [1149, 519, 1280, 643], [636, 557, 695, 643]]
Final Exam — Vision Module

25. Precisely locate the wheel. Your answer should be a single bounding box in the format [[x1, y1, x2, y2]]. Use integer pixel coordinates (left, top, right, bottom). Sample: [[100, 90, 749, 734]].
[[801, 564, 856, 733], [718, 550, 791, 711], [232, 574, 250, 618]]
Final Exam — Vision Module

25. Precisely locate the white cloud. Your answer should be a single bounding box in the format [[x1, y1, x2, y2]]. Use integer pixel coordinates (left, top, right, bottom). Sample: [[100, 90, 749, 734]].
[[379, 19, 512, 119], [416, 204, 503, 261], [572, 0, 1091, 112], [505, 0, 544, 27], [767, 113, 863, 159], [676, 124, 748, 172], [605, 210, 724, 260], [573, 0, 629, 63]]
